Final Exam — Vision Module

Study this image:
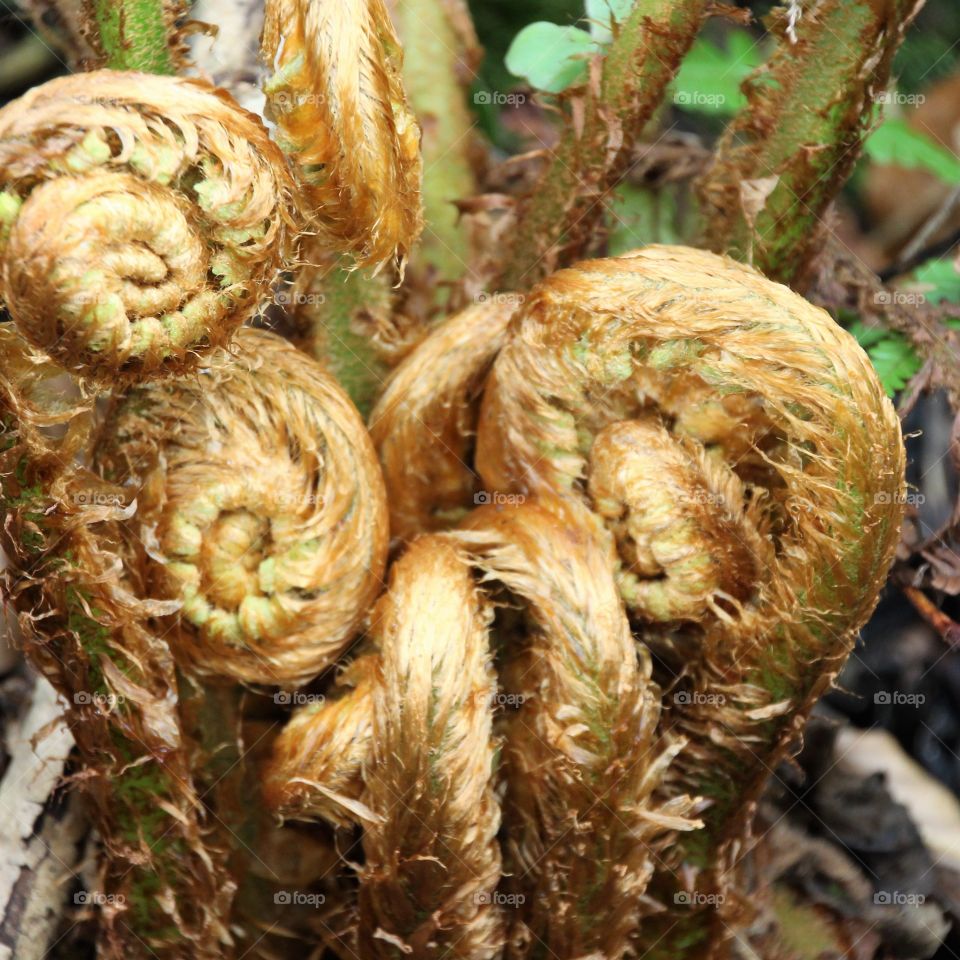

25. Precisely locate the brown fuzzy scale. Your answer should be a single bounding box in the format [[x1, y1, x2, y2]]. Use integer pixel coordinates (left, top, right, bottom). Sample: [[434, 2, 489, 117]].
[[261, 0, 423, 270], [451, 499, 700, 960], [0, 326, 234, 958], [359, 537, 503, 959], [0, 70, 295, 383], [475, 245, 905, 948], [370, 300, 515, 539], [94, 327, 389, 686]]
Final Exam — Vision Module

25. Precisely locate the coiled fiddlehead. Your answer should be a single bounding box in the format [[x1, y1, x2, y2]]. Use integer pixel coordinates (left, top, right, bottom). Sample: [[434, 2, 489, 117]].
[[263, 650, 378, 825], [261, 0, 423, 269], [0, 70, 294, 382], [264, 537, 503, 957], [94, 327, 389, 686], [475, 245, 905, 952], [263, 498, 698, 959]]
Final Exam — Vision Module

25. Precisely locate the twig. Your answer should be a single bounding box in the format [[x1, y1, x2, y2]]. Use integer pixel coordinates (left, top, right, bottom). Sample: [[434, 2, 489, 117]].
[[903, 585, 960, 647], [893, 183, 960, 271]]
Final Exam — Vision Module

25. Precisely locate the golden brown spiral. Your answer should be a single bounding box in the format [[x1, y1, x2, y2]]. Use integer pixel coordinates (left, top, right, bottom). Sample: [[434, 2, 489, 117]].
[[475, 244, 905, 943], [478, 245, 903, 632], [0, 70, 294, 382], [261, 0, 423, 269], [95, 327, 389, 686]]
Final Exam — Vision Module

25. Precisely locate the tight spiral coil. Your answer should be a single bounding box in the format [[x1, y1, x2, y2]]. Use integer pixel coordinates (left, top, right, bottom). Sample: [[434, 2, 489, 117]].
[[94, 327, 389, 686], [0, 70, 294, 381], [261, 0, 423, 269], [476, 244, 903, 652]]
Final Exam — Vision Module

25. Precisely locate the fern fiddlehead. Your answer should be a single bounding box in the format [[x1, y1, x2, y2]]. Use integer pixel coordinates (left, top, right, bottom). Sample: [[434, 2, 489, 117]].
[[453, 498, 700, 959], [358, 536, 503, 958], [475, 244, 906, 953], [0, 70, 294, 382], [369, 299, 515, 539], [265, 536, 504, 956], [261, 0, 423, 270], [263, 242, 904, 957], [95, 327, 389, 687]]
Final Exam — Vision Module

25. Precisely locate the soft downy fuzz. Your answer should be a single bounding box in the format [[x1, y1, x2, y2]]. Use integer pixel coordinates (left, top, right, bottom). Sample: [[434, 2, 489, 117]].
[[93, 327, 389, 686], [0, 70, 295, 382], [475, 245, 906, 949], [452, 498, 700, 960], [359, 537, 503, 958], [261, 0, 423, 270]]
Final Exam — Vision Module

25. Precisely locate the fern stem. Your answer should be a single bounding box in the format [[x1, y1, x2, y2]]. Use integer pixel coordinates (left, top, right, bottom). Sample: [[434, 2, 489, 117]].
[[499, 0, 707, 291], [93, 0, 176, 74], [699, 0, 924, 289], [391, 0, 478, 302]]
